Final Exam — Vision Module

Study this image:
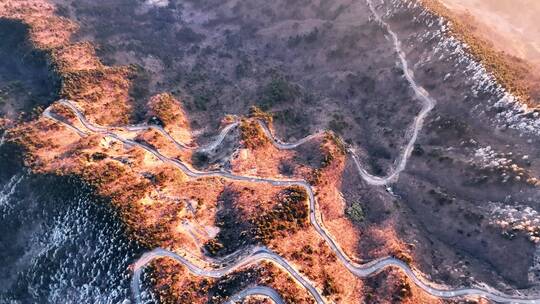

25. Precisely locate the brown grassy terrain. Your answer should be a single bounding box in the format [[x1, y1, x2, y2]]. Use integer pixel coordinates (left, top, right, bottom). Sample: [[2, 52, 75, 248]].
[[436, 0, 540, 67], [420, 0, 540, 108], [147, 93, 193, 144]]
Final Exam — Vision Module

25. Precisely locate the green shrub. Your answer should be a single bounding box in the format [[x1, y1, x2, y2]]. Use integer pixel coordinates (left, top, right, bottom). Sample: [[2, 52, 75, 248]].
[[346, 201, 364, 223], [259, 76, 300, 109]]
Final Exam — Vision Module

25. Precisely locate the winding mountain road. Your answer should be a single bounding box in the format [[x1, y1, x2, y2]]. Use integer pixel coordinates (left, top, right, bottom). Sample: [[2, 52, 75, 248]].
[[351, 0, 437, 186], [37, 1, 540, 303], [45, 98, 540, 303], [131, 247, 324, 304], [224, 286, 285, 304]]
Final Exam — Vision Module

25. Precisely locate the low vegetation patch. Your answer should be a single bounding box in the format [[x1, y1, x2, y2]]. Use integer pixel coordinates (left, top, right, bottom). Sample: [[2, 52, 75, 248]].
[[258, 75, 301, 109], [346, 201, 365, 223], [322, 272, 340, 297], [393, 279, 412, 302], [239, 119, 269, 149], [251, 186, 309, 243], [248, 105, 273, 124], [319, 131, 347, 169], [148, 93, 184, 126]]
